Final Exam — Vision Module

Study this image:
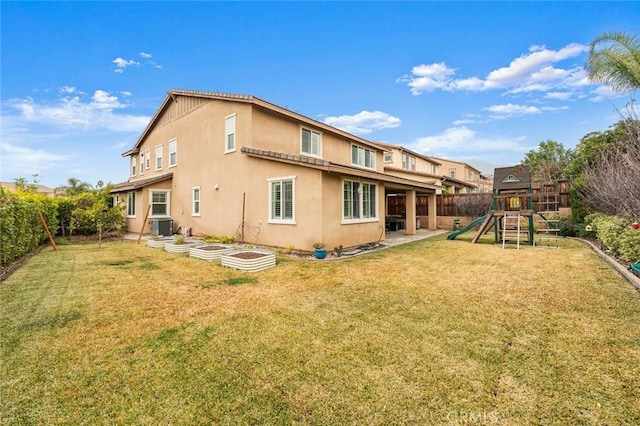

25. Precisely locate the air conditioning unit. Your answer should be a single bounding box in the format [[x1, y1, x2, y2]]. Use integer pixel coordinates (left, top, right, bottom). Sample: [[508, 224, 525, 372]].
[[151, 219, 173, 237]]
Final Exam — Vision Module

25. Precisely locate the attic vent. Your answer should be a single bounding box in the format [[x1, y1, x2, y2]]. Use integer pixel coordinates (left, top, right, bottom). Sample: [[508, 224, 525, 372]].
[[502, 173, 521, 183]]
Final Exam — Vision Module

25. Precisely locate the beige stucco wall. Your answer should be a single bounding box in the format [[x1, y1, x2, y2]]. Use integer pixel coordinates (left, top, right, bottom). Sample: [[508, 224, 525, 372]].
[[121, 97, 390, 250]]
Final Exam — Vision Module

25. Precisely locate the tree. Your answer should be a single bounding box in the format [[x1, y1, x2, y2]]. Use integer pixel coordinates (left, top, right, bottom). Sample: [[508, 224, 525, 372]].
[[585, 31, 640, 93], [55, 177, 93, 196], [522, 140, 574, 186]]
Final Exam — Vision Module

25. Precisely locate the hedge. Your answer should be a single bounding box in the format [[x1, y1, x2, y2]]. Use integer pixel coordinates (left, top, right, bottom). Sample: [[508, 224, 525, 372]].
[[0, 186, 58, 267], [586, 213, 640, 262]]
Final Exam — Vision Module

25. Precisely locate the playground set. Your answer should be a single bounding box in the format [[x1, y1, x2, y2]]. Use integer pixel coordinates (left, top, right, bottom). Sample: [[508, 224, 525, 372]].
[[447, 165, 559, 249]]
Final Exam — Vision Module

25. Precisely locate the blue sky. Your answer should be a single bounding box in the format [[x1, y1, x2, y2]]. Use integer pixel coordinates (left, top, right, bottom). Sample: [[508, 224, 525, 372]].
[[1, 1, 638, 188]]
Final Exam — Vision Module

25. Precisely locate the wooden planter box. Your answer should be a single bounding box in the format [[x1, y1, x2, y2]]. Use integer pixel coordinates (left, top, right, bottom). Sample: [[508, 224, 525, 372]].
[[164, 241, 199, 254], [220, 249, 276, 272], [189, 244, 234, 261], [146, 237, 176, 249]]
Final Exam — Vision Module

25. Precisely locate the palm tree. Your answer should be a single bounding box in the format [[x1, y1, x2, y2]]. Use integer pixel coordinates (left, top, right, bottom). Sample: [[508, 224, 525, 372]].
[[55, 177, 93, 196], [585, 31, 640, 93]]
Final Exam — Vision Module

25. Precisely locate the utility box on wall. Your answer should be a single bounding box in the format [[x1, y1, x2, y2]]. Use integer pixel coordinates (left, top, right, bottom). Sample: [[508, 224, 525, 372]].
[[151, 219, 173, 236]]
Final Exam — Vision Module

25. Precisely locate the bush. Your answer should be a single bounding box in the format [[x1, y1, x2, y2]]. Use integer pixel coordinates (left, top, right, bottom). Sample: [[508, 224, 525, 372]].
[[617, 228, 640, 262], [556, 216, 590, 238], [0, 186, 58, 267], [586, 213, 630, 253]]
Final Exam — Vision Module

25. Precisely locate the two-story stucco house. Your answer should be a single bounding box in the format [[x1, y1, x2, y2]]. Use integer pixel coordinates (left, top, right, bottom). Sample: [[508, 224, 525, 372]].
[[111, 89, 440, 251], [429, 157, 492, 193]]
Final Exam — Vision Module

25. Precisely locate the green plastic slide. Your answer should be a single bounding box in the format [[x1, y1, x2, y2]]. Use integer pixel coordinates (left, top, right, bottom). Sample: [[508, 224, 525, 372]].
[[447, 214, 489, 240]]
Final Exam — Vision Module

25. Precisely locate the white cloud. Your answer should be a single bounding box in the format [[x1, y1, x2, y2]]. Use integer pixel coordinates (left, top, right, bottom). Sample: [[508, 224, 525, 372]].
[[3, 89, 149, 132], [399, 43, 590, 96], [409, 126, 531, 157], [589, 85, 630, 102], [452, 118, 477, 126], [140, 52, 152, 59], [0, 141, 72, 175], [323, 110, 401, 135], [112, 57, 139, 73], [483, 103, 542, 119]]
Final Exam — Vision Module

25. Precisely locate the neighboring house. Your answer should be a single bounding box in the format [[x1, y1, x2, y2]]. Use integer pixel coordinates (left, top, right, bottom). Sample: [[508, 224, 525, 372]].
[[375, 142, 479, 194], [0, 182, 56, 197], [427, 157, 492, 193], [111, 89, 441, 251]]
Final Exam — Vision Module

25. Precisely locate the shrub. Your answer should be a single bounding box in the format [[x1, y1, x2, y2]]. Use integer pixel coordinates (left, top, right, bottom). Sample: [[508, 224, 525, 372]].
[[0, 186, 58, 267], [617, 228, 640, 262], [586, 213, 629, 253]]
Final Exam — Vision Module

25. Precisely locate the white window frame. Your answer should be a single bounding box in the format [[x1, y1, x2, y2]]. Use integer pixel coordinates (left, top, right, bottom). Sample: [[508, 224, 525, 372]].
[[351, 144, 376, 170], [449, 168, 456, 179], [225, 114, 236, 153], [155, 145, 163, 171], [126, 192, 136, 218], [430, 164, 437, 174], [300, 128, 322, 157], [168, 139, 177, 167], [268, 176, 296, 224], [139, 152, 145, 175], [149, 190, 171, 218], [383, 152, 393, 163], [402, 153, 416, 171], [145, 149, 151, 170], [192, 187, 201, 216], [130, 156, 137, 177], [342, 179, 378, 223]]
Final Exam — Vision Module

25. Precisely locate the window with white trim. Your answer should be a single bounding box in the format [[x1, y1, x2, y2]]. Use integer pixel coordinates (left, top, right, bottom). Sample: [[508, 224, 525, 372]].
[[130, 156, 137, 176], [139, 153, 144, 175], [343, 180, 377, 221], [155, 145, 163, 170], [127, 192, 136, 217], [168, 139, 177, 167], [225, 114, 236, 152], [351, 145, 376, 169], [449, 168, 456, 179], [269, 177, 295, 223], [301, 128, 321, 157], [430, 164, 437, 174], [145, 149, 151, 169], [383, 152, 393, 163], [402, 153, 416, 170], [192, 187, 200, 216], [150, 190, 170, 217]]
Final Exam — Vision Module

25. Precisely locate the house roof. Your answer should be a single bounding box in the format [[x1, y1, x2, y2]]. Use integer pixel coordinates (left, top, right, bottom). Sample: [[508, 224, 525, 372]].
[[123, 89, 385, 157], [241, 147, 439, 192], [110, 172, 173, 193], [0, 182, 56, 196], [373, 142, 442, 166], [382, 166, 477, 189], [428, 156, 484, 176], [492, 165, 531, 191]]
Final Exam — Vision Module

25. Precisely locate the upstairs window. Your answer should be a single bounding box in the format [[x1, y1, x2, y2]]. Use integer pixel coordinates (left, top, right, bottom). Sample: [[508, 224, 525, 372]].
[[145, 149, 151, 169], [430, 164, 437, 174], [301, 128, 321, 157], [155, 145, 163, 170], [139, 153, 144, 175], [225, 114, 236, 152], [402, 154, 416, 170], [383, 152, 393, 163], [351, 145, 376, 169], [130, 156, 137, 176], [168, 139, 177, 167], [449, 168, 456, 179]]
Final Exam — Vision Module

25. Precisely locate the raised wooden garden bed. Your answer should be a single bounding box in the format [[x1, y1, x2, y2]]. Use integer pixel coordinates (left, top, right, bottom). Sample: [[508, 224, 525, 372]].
[[220, 249, 276, 272], [189, 244, 234, 261], [164, 240, 199, 254], [146, 236, 176, 249]]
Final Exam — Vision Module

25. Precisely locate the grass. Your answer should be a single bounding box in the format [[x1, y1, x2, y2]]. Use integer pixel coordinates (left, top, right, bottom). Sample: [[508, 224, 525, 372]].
[[1, 235, 639, 424]]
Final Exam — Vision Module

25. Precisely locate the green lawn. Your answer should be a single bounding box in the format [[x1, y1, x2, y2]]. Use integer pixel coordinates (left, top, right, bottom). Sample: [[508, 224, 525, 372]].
[[1, 236, 639, 424]]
